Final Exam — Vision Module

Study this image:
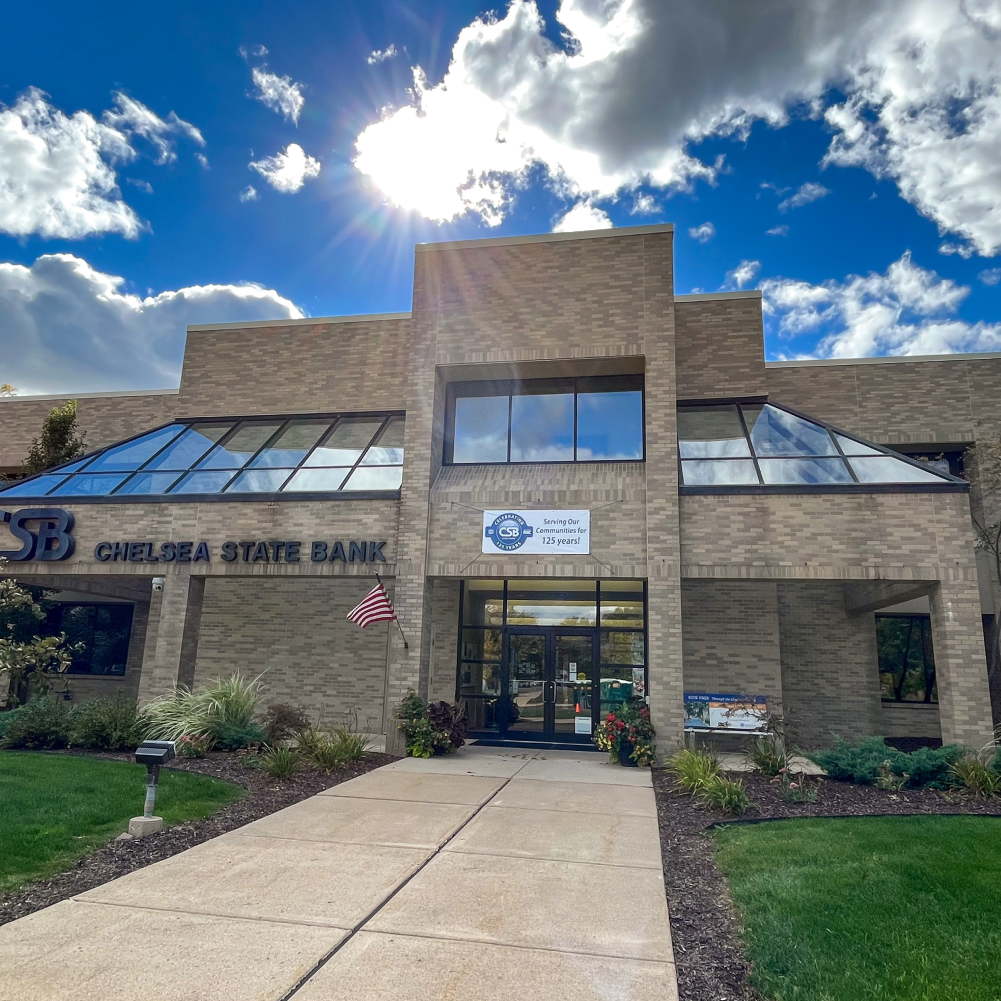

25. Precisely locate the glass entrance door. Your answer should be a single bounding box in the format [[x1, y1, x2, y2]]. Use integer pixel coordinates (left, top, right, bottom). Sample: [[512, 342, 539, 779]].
[[504, 629, 595, 741]]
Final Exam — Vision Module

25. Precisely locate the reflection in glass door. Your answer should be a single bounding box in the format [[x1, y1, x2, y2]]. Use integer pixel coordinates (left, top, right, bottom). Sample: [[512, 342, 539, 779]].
[[506, 631, 547, 736], [554, 633, 593, 738]]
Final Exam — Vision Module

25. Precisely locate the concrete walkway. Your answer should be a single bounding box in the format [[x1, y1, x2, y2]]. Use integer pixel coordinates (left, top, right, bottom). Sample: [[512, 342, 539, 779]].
[[0, 747, 677, 1001]]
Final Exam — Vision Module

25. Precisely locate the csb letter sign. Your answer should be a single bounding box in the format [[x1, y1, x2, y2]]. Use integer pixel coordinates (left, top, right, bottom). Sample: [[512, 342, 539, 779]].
[[0, 508, 75, 561]]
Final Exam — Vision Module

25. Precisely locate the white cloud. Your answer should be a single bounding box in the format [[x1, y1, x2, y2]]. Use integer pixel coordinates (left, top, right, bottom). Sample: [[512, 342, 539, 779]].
[[979, 268, 1001, 286], [724, 260, 761, 290], [767, 224, 789, 236], [249, 143, 321, 193], [552, 201, 612, 232], [368, 45, 399, 65], [251, 67, 305, 124], [102, 92, 204, 164], [352, 0, 1001, 252], [239, 185, 258, 202], [196, 152, 209, 169], [0, 88, 206, 240], [0, 254, 302, 394], [630, 193, 657, 214], [762, 252, 1001, 358], [688, 221, 715, 243], [126, 178, 153, 194], [939, 241, 976, 259], [778, 182, 829, 212]]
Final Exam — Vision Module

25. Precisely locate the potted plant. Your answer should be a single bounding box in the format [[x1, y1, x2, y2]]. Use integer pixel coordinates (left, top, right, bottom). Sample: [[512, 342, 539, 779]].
[[594, 697, 655, 766]]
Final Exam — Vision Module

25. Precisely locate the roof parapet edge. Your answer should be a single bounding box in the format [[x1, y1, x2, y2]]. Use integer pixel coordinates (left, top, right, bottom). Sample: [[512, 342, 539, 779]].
[[675, 290, 763, 302], [187, 312, 412, 332], [415, 223, 674, 253], [767, 351, 1001, 368], [0, 388, 180, 404]]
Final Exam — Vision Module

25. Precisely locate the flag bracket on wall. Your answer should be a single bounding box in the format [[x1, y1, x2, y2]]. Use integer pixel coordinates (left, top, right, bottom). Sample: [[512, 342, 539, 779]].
[[346, 573, 409, 648]]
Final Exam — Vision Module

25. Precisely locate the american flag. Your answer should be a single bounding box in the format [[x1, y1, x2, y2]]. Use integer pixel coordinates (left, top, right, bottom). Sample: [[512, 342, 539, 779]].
[[346, 581, 398, 628]]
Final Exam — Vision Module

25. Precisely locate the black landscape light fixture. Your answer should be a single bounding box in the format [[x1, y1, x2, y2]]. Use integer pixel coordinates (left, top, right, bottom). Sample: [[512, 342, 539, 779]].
[[129, 740, 176, 837]]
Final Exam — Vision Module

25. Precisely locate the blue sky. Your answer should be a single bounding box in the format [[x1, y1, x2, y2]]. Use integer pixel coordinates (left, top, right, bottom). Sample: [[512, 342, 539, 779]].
[[1, 0, 999, 393]]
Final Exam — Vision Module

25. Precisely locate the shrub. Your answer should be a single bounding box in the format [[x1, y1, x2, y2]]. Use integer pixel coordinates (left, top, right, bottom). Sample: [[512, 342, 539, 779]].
[[0, 695, 69, 749], [261, 702, 311, 744], [696, 775, 751, 816], [213, 722, 264, 751], [308, 739, 347, 771], [262, 746, 299, 781], [950, 754, 1001, 798], [394, 692, 468, 757], [666, 747, 722, 796], [332, 728, 370, 762], [66, 695, 143, 751], [295, 726, 329, 757], [176, 733, 212, 758], [747, 736, 787, 777], [808, 736, 963, 789], [202, 674, 263, 731], [594, 698, 656, 766], [0, 707, 24, 740]]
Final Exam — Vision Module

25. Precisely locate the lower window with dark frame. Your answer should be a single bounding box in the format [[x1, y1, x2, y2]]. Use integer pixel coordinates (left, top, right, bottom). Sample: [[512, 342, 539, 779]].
[[875, 613, 937, 703], [48, 603, 135, 676]]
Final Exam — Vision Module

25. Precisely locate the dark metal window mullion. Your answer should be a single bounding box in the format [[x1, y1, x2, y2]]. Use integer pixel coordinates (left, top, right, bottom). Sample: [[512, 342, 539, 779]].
[[573, 385, 579, 463], [735, 404, 764, 484], [344, 416, 393, 489], [296, 418, 340, 470], [829, 428, 860, 483], [219, 419, 291, 494], [507, 395, 513, 463]]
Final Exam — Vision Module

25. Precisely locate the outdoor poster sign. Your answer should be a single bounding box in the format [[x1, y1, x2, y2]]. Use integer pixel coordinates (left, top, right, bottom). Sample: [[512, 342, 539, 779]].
[[683, 692, 768, 731], [482, 510, 590, 555]]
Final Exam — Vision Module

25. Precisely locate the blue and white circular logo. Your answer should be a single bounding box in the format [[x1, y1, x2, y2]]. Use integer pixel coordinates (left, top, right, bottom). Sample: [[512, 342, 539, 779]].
[[485, 512, 534, 551]]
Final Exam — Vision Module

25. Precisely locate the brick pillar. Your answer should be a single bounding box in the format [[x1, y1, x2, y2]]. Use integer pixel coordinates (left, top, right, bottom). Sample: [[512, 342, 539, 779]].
[[136, 572, 206, 705], [641, 230, 684, 753], [930, 580, 995, 747]]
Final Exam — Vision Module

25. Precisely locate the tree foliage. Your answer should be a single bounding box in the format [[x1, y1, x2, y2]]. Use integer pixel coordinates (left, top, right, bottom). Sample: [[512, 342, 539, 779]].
[[22, 400, 87, 476], [0, 566, 77, 706], [0, 384, 16, 397]]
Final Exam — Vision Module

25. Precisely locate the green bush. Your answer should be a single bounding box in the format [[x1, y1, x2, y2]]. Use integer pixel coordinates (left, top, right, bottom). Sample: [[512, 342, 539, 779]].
[[212, 722, 264, 751], [696, 774, 751, 816], [808, 736, 963, 789], [262, 746, 299, 781], [665, 747, 722, 795], [0, 707, 25, 740], [393, 692, 467, 757], [66, 695, 143, 751], [176, 734, 212, 758], [0, 695, 69, 749], [331, 728, 370, 762]]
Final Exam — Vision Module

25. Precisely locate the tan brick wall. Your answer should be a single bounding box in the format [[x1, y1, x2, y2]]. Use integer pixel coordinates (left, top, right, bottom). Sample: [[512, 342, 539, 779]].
[[428, 579, 460, 704], [175, 318, 410, 418], [681, 580, 782, 707], [193, 577, 392, 732], [0, 392, 176, 470], [675, 296, 766, 400], [778, 583, 883, 747]]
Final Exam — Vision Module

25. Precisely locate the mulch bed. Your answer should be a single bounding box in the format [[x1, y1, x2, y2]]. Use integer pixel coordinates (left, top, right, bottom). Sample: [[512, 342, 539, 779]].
[[652, 768, 1001, 1001], [0, 749, 395, 928]]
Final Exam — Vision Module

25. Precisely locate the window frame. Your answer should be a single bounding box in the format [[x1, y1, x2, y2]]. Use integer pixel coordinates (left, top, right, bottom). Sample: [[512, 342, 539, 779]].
[[677, 396, 969, 495], [443, 376, 645, 466], [875, 611, 938, 704], [47, 601, 135, 676], [0, 410, 407, 504]]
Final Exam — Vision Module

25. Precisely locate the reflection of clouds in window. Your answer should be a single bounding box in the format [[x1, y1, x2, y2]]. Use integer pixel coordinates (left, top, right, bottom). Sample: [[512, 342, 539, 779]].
[[677, 405, 750, 458], [681, 459, 758, 485], [745, 404, 835, 456], [510, 394, 573, 461], [577, 392, 642, 459], [453, 396, 509, 463]]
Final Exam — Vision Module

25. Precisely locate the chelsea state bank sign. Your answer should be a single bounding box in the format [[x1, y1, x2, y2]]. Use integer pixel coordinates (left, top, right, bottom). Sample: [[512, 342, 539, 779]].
[[0, 508, 388, 565]]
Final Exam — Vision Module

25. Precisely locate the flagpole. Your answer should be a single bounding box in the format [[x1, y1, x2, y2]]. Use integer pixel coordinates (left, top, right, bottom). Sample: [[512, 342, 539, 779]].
[[376, 573, 409, 649]]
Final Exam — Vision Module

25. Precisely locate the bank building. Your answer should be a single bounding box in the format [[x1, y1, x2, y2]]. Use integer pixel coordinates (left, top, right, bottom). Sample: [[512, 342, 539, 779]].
[[0, 224, 997, 753]]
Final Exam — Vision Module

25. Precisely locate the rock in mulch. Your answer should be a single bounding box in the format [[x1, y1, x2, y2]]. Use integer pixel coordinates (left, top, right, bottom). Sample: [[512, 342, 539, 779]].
[[653, 769, 1001, 1001], [0, 749, 395, 928]]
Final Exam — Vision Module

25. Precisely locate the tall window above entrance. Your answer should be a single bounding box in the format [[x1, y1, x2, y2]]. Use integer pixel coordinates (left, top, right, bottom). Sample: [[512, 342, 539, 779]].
[[457, 579, 647, 741], [444, 376, 644, 465]]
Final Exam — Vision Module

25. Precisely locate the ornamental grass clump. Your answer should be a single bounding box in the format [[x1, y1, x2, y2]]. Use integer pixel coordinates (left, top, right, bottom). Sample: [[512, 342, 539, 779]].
[[696, 775, 751, 816], [594, 698, 656, 766], [666, 747, 722, 795], [950, 751, 1001, 798], [747, 735, 787, 777], [262, 746, 299, 781]]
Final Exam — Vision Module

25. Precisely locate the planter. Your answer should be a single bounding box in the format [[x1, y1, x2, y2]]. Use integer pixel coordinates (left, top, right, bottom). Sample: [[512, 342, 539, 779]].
[[617, 742, 638, 767]]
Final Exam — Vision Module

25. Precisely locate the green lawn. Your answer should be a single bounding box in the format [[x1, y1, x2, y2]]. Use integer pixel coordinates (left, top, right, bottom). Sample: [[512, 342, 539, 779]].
[[714, 816, 1001, 1001], [0, 751, 244, 893]]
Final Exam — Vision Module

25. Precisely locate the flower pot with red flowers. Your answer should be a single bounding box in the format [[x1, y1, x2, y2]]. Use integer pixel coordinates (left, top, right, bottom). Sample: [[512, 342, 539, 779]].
[[594, 698, 655, 767]]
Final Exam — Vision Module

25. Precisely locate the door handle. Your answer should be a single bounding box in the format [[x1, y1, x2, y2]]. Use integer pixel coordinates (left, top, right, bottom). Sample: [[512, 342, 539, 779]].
[[543, 681, 556, 704]]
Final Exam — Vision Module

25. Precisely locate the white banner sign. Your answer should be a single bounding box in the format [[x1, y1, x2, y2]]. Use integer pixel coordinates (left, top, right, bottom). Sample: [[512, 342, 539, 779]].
[[482, 510, 590, 555]]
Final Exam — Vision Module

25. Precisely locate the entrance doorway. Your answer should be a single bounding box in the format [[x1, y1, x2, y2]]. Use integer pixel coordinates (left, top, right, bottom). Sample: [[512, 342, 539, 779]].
[[505, 629, 594, 741], [456, 579, 648, 745]]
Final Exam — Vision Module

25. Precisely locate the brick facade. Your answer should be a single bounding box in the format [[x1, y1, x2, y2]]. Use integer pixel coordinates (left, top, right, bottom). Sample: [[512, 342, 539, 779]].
[[1, 223, 997, 749]]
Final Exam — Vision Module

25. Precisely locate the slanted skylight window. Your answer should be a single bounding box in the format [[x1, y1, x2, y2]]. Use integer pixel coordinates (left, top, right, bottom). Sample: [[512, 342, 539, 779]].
[[0, 414, 405, 501], [678, 402, 959, 489]]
